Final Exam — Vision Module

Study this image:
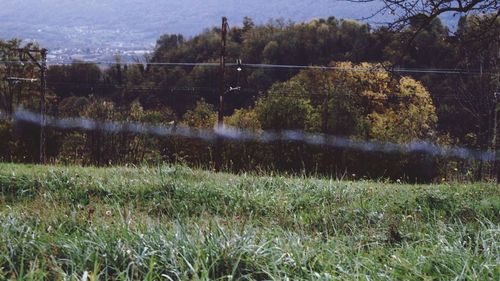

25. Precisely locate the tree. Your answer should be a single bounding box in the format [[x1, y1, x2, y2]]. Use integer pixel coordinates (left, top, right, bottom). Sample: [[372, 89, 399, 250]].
[[451, 14, 499, 179], [0, 39, 22, 114], [352, 0, 499, 31], [367, 76, 437, 142], [381, 17, 455, 67], [0, 39, 50, 163], [121, 101, 172, 163], [285, 61, 439, 180], [48, 62, 102, 99], [288, 61, 438, 142], [168, 100, 218, 167], [254, 80, 318, 131], [151, 34, 185, 62], [0, 39, 42, 114], [225, 108, 261, 132], [224, 108, 263, 171], [79, 99, 122, 165], [252, 80, 318, 171], [182, 99, 217, 128]]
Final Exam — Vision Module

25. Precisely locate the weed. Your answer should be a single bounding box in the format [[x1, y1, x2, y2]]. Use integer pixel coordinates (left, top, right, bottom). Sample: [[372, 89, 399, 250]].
[[0, 163, 498, 280]]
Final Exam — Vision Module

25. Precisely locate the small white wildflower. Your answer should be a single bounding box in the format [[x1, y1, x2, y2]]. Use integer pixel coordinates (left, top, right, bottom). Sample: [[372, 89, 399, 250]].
[[81, 271, 89, 281]]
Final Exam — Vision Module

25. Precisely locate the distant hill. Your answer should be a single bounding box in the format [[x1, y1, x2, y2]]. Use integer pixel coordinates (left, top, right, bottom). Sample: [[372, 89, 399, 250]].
[[0, 0, 458, 50], [0, 0, 384, 49]]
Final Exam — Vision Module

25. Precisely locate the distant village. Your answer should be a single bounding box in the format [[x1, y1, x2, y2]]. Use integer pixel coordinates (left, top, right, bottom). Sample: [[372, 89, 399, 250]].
[[47, 47, 151, 65]]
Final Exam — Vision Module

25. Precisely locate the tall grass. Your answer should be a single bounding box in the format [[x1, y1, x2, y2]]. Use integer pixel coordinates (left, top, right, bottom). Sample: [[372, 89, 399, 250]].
[[0, 163, 498, 280]]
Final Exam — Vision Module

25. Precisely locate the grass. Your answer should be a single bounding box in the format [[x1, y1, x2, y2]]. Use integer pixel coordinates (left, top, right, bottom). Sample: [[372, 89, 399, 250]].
[[0, 163, 499, 280]]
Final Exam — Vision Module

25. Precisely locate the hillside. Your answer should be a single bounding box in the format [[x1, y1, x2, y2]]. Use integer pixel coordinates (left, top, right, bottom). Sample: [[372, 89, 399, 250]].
[[1, 0, 386, 49], [0, 163, 498, 279]]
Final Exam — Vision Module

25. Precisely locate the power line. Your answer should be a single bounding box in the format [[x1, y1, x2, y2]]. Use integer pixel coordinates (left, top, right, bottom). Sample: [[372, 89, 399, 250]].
[[241, 63, 497, 75], [41, 81, 492, 101], [2, 76, 491, 103], [1, 81, 495, 102], [0, 60, 497, 75]]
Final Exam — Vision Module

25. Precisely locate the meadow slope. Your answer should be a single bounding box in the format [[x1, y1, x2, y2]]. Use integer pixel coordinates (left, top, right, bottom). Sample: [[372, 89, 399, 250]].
[[0, 163, 499, 280]]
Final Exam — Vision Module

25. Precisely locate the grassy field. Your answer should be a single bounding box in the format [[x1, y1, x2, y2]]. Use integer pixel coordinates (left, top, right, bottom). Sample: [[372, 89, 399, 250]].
[[0, 163, 499, 280]]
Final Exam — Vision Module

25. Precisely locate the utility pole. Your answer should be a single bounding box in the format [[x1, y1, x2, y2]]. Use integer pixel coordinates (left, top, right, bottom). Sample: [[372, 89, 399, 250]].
[[218, 17, 228, 128], [493, 91, 499, 181], [40, 48, 47, 164], [12, 47, 48, 164], [6, 77, 14, 115], [215, 17, 228, 171]]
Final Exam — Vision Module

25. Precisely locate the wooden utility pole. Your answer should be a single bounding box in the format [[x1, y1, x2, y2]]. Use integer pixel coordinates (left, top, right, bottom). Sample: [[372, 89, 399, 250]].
[[218, 17, 228, 128], [493, 91, 499, 181], [215, 17, 228, 171], [40, 48, 47, 164]]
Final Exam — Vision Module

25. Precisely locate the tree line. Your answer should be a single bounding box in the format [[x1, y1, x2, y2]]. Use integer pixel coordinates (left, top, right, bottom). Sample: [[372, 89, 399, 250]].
[[0, 13, 498, 182]]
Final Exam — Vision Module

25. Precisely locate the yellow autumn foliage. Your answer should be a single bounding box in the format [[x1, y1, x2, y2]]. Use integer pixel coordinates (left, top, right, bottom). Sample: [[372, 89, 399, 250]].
[[292, 61, 438, 142]]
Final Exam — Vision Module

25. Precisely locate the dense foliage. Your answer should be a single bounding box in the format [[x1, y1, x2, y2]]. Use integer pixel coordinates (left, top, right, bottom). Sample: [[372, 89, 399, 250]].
[[0, 13, 498, 181]]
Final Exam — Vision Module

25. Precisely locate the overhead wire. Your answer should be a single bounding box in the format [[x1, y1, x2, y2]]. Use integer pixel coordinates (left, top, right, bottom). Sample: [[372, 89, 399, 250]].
[[2, 60, 496, 102], [41, 80, 488, 101], [0, 60, 497, 75]]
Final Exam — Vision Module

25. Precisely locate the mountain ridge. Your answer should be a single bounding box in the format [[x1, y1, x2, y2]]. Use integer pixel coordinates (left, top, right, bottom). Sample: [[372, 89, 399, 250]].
[[0, 0, 386, 49], [0, 0, 459, 50]]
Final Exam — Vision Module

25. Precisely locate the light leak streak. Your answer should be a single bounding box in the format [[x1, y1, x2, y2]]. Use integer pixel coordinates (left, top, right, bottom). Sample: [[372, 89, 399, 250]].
[[2, 109, 496, 162]]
